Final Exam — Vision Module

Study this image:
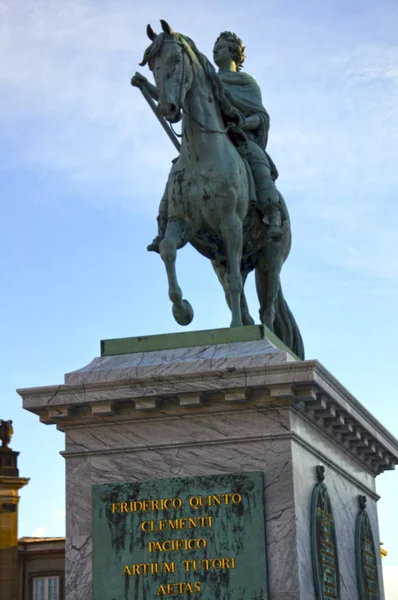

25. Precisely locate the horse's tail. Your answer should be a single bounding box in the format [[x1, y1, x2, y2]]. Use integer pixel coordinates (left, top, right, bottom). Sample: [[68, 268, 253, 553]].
[[274, 285, 305, 360]]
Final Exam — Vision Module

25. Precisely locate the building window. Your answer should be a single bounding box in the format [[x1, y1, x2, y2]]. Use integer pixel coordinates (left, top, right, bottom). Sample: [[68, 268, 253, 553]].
[[33, 576, 60, 600]]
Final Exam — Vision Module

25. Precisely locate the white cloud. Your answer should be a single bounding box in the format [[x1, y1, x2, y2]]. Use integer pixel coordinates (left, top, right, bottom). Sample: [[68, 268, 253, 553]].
[[1, 3, 396, 177], [1, 0, 398, 277], [50, 508, 66, 525], [28, 508, 65, 538], [383, 565, 398, 599], [0, 0, 173, 211], [31, 526, 47, 537]]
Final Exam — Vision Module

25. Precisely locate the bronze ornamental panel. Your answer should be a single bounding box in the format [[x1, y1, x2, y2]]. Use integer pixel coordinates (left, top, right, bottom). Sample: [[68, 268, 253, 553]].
[[311, 466, 341, 600], [356, 495, 380, 600], [92, 471, 267, 600]]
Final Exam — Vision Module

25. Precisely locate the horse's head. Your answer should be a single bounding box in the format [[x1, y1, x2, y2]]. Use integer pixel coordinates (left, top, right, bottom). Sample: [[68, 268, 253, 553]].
[[139, 20, 194, 124]]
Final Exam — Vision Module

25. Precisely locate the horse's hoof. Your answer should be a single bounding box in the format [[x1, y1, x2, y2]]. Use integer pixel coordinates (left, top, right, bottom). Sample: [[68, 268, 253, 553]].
[[173, 300, 194, 326], [243, 315, 255, 326], [263, 317, 275, 332], [230, 320, 243, 328]]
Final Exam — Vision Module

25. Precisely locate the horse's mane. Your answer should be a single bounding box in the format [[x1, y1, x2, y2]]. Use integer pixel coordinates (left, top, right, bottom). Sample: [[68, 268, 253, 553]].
[[139, 32, 244, 127]]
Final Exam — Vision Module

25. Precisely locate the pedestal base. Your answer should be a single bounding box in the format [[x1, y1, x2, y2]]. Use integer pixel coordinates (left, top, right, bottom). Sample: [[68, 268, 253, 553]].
[[18, 327, 398, 600]]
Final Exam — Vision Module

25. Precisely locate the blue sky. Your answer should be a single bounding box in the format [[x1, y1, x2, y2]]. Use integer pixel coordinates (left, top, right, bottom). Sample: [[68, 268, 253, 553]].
[[1, 0, 398, 594]]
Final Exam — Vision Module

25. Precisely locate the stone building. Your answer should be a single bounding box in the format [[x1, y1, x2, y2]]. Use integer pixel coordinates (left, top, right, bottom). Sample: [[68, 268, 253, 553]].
[[0, 419, 65, 600], [18, 538, 65, 600]]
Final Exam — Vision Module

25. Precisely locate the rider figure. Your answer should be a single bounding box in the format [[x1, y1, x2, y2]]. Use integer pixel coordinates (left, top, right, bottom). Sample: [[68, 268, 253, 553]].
[[132, 31, 283, 251]]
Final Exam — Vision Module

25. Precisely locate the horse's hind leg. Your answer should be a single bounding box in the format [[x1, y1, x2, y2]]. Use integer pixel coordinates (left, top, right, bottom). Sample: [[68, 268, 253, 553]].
[[240, 270, 255, 326], [212, 260, 254, 326], [220, 215, 244, 328], [159, 217, 194, 326], [256, 238, 286, 331]]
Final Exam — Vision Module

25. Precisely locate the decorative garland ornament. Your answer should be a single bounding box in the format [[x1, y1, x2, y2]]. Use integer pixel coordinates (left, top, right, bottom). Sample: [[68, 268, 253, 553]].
[[310, 465, 341, 600], [355, 495, 380, 600]]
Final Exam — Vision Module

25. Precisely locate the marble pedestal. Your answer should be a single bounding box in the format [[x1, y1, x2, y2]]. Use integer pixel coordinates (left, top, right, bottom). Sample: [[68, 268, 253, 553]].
[[18, 327, 398, 600]]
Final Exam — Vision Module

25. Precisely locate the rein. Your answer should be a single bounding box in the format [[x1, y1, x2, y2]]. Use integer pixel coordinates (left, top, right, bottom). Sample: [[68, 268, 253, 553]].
[[171, 110, 233, 138], [184, 109, 233, 135], [165, 39, 234, 138]]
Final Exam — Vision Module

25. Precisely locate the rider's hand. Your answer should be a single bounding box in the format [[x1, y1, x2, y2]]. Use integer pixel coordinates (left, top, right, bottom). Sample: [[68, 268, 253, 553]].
[[229, 120, 245, 134], [131, 72, 148, 88], [229, 113, 246, 132]]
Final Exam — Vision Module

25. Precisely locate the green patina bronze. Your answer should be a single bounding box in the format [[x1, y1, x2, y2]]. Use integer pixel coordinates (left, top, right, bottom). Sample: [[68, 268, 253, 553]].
[[355, 496, 380, 600], [92, 472, 267, 600], [100, 324, 300, 358], [310, 466, 341, 600], [131, 20, 304, 360]]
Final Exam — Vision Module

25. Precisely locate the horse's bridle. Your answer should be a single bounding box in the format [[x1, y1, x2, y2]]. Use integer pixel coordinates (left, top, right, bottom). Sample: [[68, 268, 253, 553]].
[[161, 39, 233, 136], [158, 40, 188, 124]]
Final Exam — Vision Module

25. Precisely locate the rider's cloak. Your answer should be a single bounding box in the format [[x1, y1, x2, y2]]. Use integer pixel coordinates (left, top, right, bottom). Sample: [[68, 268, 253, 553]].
[[218, 71, 278, 180]]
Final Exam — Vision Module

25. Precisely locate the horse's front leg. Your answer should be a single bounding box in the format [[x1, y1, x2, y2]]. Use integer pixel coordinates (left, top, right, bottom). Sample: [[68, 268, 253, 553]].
[[220, 215, 244, 328], [159, 217, 194, 326]]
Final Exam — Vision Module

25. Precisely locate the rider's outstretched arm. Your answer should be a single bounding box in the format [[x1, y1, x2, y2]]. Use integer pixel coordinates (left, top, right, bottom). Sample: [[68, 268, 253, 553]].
[[144, 81, 159, 101]]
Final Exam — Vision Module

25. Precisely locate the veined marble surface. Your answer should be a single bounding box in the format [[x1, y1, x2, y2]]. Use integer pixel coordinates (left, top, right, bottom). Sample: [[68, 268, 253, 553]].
[[290, 411, 377, 494], [17, 338, 398, 600], [64, 339, 295, 385], [63, 395, 389, 600], [292, 440, 385, 600], [18, 343, 398, 480], [65, 405, 300, 600]]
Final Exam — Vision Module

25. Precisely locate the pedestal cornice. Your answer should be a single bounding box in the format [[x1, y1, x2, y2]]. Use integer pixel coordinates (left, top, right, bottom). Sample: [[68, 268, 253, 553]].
[[17, 351, 398, 477]]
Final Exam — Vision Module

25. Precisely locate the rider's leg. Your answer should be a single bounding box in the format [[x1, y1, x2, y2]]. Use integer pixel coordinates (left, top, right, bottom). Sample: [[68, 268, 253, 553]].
[[261, 185, 282, 240], [247, 144, 283, 240]]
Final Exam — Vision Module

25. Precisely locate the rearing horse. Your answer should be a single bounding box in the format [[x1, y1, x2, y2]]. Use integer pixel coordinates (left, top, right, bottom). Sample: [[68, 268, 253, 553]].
[[139, 21, 304, 358]]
